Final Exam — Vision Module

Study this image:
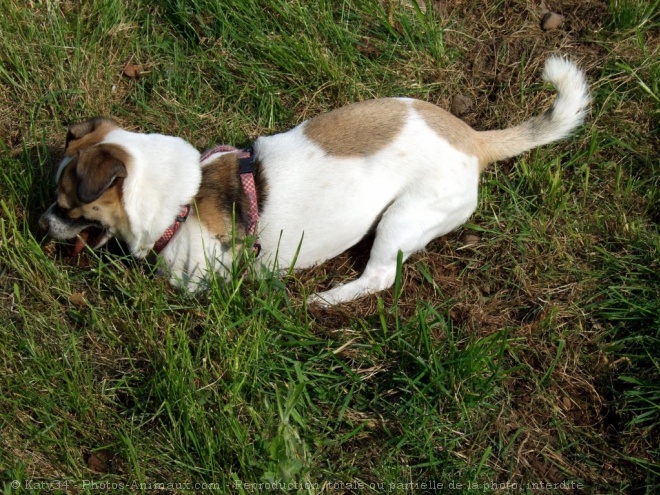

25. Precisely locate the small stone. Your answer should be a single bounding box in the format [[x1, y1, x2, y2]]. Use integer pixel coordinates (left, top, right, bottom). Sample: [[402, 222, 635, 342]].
[[123, 62, 142, 78], [541, 12, 564, 31], [87, 451, 112, 473], [451, 94, 472, 116], [462, 233, 480, 246]]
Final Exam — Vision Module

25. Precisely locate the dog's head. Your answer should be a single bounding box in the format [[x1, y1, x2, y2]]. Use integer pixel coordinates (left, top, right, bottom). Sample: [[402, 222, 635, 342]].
[[40, 118, 202, 257], [39, 118, 132, 255]]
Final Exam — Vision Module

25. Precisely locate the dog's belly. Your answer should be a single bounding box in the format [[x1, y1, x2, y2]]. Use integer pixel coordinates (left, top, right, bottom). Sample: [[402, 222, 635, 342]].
[[257, 161, 400, 268]]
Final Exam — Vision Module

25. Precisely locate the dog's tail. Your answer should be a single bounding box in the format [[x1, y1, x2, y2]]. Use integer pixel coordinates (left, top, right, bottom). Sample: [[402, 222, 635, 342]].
[[477, 57, 590, 169]]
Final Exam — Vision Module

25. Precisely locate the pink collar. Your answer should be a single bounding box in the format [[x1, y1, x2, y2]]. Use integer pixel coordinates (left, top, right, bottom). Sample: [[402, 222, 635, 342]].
[[153, 146, 260, 255]]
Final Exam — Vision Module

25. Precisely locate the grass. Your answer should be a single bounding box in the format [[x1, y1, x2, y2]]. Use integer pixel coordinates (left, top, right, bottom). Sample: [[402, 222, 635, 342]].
[[1, 0, 659, 493]]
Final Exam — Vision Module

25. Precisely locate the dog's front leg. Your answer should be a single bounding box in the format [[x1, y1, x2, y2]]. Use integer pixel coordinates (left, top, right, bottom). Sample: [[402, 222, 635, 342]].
[[307, 203, 421, 306], [307, 263, 398, 307], [307, 192, 472, 306]]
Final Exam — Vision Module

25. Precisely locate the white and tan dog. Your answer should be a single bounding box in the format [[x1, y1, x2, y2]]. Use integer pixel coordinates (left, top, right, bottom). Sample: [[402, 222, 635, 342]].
[[40, 57, 589, 305]]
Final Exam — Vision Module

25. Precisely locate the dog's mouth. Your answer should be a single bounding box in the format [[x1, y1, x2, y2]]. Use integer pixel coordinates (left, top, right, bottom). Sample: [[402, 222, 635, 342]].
[[70, 226, 113, 255]]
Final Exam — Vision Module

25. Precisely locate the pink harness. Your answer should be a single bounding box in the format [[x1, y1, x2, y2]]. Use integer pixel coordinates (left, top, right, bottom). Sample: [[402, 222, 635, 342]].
[[152, 204, 191, 254], [153, 146, 260, 255]]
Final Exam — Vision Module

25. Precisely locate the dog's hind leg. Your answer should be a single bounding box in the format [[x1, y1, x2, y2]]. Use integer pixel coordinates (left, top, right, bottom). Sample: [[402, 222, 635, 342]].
[[308, 195, 471, 306]]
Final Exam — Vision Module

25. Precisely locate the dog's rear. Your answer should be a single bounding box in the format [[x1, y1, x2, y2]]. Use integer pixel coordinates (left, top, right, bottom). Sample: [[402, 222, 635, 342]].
[[476, 57, 590, 169], [307, 57, 589, 306]]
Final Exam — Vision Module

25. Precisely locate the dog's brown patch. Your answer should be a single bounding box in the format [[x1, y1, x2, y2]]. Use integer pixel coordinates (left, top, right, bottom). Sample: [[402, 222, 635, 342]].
[[195, 153, 268, 243], [56, 143, 131, 233], [64, 117, 119, 156], [77, 178, 130, 234], [57, 143, 131, 206], [303, 98, 407, 157], [75, 144, 128, 204], [411, 100, 488, 167]]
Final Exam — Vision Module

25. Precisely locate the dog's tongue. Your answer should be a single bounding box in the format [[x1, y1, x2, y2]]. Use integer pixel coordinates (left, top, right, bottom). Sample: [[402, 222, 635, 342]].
[[71, 230, 90, 256], [69, 227, 111, 256]]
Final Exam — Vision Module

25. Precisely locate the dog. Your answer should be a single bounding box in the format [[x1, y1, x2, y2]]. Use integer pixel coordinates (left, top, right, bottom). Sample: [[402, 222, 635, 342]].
[[39, 57, 589, 306]]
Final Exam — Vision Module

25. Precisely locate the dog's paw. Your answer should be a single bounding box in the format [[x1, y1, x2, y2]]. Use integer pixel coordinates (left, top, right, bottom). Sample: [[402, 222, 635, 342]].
[[307, 283, 363, 307], [306, 292, 334, 308]]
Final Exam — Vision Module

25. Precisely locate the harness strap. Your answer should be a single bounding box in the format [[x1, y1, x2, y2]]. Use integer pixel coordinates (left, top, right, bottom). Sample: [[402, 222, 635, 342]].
[[200, 145, 261, 255], [153, 204, 191, 254]]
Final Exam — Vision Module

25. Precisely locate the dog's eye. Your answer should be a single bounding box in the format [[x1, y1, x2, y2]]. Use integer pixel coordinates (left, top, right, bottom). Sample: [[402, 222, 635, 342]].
[[55, 201, 72, 215], [56, 203, 84, 219]]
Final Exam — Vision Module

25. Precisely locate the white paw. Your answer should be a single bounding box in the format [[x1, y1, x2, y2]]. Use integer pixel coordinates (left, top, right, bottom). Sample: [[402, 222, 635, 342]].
[[306, 281, 369, 307], [306, 292, 335, 308]]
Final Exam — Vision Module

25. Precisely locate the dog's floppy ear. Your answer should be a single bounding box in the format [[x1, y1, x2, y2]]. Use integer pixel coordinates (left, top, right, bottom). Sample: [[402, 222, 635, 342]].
[[66, 117, 119, 150], [75, 144, 128, 204]]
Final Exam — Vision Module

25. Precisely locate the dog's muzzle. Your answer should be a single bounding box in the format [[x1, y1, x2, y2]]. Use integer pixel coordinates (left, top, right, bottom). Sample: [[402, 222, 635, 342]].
[[39, 203, 111, 255]]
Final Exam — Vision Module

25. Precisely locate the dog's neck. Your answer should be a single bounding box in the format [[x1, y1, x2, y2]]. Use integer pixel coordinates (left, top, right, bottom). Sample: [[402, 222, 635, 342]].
[[105, 129, 202, 258], [152, 204, 191, 254], [150, 146, 258, 256]]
